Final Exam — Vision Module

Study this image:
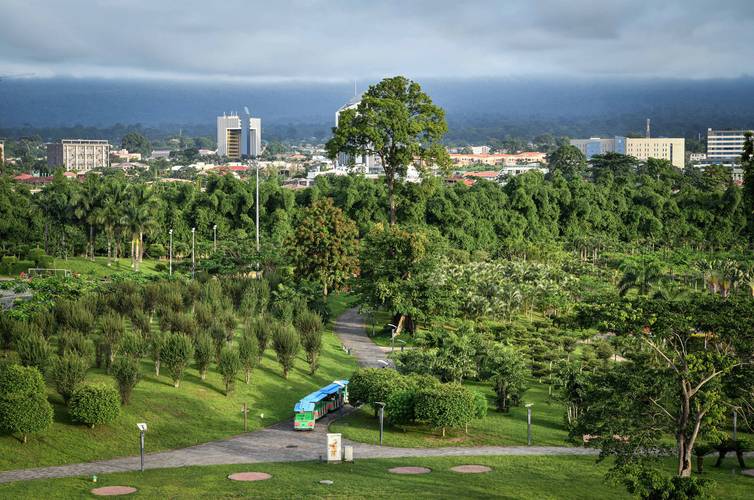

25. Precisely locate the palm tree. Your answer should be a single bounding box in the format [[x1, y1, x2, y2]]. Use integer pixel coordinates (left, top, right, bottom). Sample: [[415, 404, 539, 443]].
[[123, 184, 158, 271], [618, 256, 664, 296], [72, 175, 102, 261], [97, 178, 126, 265]]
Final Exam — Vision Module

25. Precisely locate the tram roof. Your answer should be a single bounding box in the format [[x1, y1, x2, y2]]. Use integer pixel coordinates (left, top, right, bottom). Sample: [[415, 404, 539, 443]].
[[294, 380, 348, 412]]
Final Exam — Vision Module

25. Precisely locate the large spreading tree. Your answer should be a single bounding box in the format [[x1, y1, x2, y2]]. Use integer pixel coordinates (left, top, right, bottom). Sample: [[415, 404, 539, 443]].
[[326, 76, 450, 225]]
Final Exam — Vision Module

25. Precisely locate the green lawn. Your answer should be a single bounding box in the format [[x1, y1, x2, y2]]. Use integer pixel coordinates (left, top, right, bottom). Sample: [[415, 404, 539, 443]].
[[0, 256, 168, 278], [0, 455, 750, 499], [0, 294, 358, 471], [331, 379, 569, 448]]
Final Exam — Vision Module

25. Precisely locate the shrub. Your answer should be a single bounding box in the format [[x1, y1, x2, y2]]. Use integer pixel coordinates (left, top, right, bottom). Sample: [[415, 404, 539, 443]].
[[238, 334, 258, 384], [57, 329, 95, 362], [56, 300, 95, 334], [51, 353, 89, 403], [148, 243, 166, 259], [193, 333, 213, 380], [69, 384, 120, 428], [473, 391, 488, 420], [348, 368, 409, 415], [394, 348, 437, 376], [0, 364, 53, 443], [193, 303, 213, 330], [149, 330, 166, 376], [130, 310, 151, 336], [209, 323, 227, 362], [295, 309, 323, 374], [15, 331, 52, 373], [161, 333, 194, 387], [33, 310, 56, 338], [111, 357, 141, 405], [119, 332, 145, 359], [245, 315, 271, 362], [98, 311, 126, 369], [272, 323, 300, 379], [218, 346, 241, 396], [414, 384, 476, 437], [0, 256, 17, 275], [386, 389, 417, 426]]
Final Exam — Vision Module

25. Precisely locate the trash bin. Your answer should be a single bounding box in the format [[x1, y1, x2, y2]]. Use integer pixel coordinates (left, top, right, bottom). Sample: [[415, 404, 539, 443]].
[[344, 445, 354, 462]]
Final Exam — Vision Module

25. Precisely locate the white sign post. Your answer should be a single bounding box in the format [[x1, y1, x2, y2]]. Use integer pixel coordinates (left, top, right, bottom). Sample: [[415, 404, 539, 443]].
[[327, 433, 342, 463]]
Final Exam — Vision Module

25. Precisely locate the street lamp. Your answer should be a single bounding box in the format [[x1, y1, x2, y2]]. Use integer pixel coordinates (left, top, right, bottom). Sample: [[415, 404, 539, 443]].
[[168, 229, 173, 276], [136, 423, 147, 472], [213, 224, 217, 253], [525, 403, 534, 446], [191, 227, 196, 279]]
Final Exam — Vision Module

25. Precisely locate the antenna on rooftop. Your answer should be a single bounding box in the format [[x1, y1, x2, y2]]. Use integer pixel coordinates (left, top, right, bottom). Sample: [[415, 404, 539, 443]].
[[645, 118, 651, 139]]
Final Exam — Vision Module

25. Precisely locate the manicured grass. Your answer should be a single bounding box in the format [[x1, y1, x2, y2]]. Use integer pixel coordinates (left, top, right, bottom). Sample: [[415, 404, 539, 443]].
[[331, 379, 569, 448], [49, 257, 165, 277], [0, 455, 751, 499], [0, 296, 358, 471]]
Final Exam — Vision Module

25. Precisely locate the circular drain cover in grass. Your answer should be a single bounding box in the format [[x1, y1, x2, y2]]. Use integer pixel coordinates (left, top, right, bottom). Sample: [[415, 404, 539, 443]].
[[388, 467, 431, 475], [450, 465, 493, 474], [91, 486, 137, 496], [743, 469, 754, 477], [228, 472, 272, 481]]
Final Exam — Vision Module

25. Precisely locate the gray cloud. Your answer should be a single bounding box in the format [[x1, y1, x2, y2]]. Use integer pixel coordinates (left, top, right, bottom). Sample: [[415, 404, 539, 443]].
[[0, 0, 752, 81]]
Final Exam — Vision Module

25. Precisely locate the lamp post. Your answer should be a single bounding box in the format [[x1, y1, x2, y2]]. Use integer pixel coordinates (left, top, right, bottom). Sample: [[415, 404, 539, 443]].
[[255, 159, 260, 254], [525, 403, 534, 446], [168, 229, 173, 276], [191, 227, 196, 279], [136, 423, 147, 472], [213, 224, 217, 253], [374, 402, 385, 445]]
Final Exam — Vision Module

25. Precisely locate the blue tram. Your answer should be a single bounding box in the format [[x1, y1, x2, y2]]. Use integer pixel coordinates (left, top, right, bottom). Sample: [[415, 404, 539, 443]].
[[293, 380, 349, 430]]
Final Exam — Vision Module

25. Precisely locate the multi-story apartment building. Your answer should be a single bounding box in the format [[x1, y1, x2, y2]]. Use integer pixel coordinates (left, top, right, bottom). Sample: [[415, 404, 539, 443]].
[[46, 139, 110, 172], [449, 152, 547, 167], [570, 136, 685, 168], [217, 114, 242, 160], [706, 129, 752, 164], [246, 117, 262, 158]]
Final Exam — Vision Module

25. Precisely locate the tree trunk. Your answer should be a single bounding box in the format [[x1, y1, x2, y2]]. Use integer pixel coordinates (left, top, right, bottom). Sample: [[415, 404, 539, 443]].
[[387, 175, 396, 226], [696, 454, 704, 474], [155, 360, 160, 376], [245, 370, 250, 384], [174, 379, 180, 388]]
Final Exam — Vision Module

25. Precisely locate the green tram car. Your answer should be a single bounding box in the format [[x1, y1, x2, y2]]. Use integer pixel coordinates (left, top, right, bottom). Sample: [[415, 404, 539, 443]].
[[293, 380, 349, 430]]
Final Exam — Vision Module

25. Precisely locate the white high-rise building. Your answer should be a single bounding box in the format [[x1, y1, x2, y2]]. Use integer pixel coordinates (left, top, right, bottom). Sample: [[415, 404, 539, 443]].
[[46, 139, 110, 172], [707, 129, 752, 164], [334, 95, 380, 174], [217, 114, 242, 159], [245, 116, 262, 158]]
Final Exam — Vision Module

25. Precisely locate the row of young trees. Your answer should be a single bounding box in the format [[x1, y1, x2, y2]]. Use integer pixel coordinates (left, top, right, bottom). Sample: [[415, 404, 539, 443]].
[[0, 273, 327, 443]]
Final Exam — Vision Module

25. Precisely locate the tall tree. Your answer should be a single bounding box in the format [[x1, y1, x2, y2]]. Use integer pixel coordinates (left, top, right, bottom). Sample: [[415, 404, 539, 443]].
[[326, 76, 449, 225], [288, 198, 358, 296], [123, 184, 158, 271], [121, 132, 152, 158], [546, 145, 587, 181], [72, 174, 102, 260]]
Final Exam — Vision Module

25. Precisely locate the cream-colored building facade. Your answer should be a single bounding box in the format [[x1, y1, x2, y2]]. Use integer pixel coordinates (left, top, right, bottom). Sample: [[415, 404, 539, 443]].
[[625, 138, 685, 168]]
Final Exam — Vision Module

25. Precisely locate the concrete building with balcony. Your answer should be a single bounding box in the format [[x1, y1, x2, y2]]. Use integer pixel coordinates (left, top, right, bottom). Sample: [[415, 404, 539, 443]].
[[46, 139, 110, 172], [706, 129, 752, 164]]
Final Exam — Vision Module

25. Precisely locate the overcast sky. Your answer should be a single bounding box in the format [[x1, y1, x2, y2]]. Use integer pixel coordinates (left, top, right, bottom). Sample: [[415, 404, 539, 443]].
[[2, 0, 753, 82]]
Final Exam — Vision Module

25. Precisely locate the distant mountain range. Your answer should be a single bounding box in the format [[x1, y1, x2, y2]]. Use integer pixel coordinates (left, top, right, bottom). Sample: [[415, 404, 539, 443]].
[[1, 77, 754, 142]]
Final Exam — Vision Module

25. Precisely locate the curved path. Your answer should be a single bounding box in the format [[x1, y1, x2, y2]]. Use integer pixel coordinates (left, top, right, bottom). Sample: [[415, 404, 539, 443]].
[[0, 308, 593, 484]]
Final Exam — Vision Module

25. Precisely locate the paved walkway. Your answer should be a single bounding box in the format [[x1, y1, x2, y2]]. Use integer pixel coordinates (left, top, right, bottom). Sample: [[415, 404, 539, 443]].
[[0, 308, 597, 483], [335, 307, 394, 368]]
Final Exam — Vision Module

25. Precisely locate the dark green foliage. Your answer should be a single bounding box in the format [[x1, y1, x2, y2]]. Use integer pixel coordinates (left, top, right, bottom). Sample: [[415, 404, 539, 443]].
[[295, 309, 323, 374], [481, 345, 530, 412], [414, 384, 477, 436], [98, 310, 125, 369], [51, 353, 89, 403], [617, 464, 714, 500], [245, 315, 270, 362], [160, 334, 194, 387], [0, 364, 53, 443], [237, 334, 258, 384], [193, 302, 213, 330], [119, 332, 145, 359], [57, 329, 95, 362], [217, 346, 241, 396], [68, 384, 120, 428], [130, 309, 151, 336], [193, 333, 213, 381], [348, 368, 410, 412], [55, 300, 95, 334], [111, 357, 141, 405], [385, 389, 417, 426], [473, 391, 488, 420], [271, 323, 300, 379], [394, 348, 436, 376], [15, 330, 52, 372]]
